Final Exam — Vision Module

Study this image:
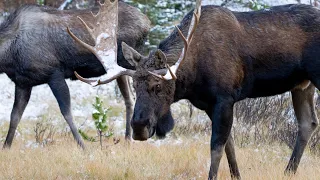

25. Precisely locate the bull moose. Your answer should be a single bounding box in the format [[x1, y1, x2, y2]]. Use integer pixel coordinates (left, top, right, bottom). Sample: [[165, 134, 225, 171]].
[[111, 2, 319, 180], [0, 0, 150, 149]]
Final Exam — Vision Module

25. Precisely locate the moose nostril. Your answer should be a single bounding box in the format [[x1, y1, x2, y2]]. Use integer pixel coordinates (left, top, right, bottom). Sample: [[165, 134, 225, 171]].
[[131, 118, 149, 128]]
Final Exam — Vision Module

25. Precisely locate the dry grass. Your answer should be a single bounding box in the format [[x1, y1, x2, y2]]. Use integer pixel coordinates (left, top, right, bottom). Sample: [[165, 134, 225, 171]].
[[0, 135, 319, 180]]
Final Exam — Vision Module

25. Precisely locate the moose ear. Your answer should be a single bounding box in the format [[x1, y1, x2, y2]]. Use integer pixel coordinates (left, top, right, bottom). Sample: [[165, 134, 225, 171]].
[[155, 49, 167, 67], [121, 42, 142, 66]]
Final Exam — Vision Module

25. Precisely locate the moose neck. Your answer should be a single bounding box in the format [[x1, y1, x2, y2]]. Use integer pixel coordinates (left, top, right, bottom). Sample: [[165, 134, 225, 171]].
[[158, 44, 197, 104], [157, 10, 196, 102]]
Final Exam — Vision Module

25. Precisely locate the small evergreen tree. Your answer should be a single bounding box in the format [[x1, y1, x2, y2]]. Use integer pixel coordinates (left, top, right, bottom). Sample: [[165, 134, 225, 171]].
[[92, 96, 113, 149], [78, 96, 113, 149]]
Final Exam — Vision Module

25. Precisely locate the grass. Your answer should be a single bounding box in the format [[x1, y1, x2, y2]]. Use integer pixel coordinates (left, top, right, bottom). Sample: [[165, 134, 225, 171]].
[[0, 135, 319, 180], [0, 94, 318, 179]]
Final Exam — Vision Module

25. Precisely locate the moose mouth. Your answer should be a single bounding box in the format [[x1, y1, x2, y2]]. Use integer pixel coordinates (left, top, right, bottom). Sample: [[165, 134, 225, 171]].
[[132, 126, 155, 141]]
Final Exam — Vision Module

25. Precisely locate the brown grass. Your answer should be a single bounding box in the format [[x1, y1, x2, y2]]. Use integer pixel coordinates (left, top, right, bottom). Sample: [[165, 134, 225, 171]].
[[0, 135, 319, 180]]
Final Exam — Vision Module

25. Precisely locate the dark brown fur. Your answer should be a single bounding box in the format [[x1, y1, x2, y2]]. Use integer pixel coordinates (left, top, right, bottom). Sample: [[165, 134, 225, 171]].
[[122, 4, 320, 179]]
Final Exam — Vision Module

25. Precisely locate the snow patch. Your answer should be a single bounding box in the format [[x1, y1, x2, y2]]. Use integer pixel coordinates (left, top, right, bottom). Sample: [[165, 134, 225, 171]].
[[96, 33, 110, 45], [58, 0, 72, 10]]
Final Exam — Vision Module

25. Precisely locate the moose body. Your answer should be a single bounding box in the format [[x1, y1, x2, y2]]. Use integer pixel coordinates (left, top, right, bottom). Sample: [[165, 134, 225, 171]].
[[121, 4, 320, 179], [0, 2, 150, 148]]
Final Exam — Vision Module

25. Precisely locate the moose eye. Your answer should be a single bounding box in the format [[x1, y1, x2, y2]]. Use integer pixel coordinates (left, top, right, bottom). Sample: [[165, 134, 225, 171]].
[[153, 84, 161, 94]]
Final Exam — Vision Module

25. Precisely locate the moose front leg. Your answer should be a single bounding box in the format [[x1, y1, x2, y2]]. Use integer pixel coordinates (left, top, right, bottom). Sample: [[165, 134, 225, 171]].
[[286, 84, 319, 173], [3, 86, 32, 149], [48, 72, 85, 149], [207, 97, 235, 180], [225, 135, 241, 179], [116, 75, 134, 140]]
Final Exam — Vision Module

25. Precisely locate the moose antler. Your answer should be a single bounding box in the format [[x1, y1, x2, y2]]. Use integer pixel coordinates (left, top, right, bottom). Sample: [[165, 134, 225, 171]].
[[67, 0, 134, 86], [148, 0, 202, 80]]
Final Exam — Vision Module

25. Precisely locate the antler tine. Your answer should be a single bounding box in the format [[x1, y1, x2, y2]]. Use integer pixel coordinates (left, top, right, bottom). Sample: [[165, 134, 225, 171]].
[[188, 12, 201, 44], [161, 50, 177, 79], [74, 71, 98, 85], [149, 0, 201, 81], [103, 0, 111, 4], [148, 50, 177, 80], [92, 1, 115, 18], [174, 11, 200, 68], [68, 24, 102, 85], [98, 1, 104, 7], [165, 63, 177, 80], [176, 25, 188, 45], [95, 69, 136, 86], [77, 16, 94, 35], [67, 27, 95, 53], [92, 1, 103, 17], [148, 70, 166, 80], [175, 1, 201, 69], [74, 67, 135, 86]]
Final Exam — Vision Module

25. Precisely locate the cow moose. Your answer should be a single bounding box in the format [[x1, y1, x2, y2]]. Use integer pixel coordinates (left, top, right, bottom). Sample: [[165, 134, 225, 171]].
[[111, 2, 319, 180], [0, 0, 150, 149]]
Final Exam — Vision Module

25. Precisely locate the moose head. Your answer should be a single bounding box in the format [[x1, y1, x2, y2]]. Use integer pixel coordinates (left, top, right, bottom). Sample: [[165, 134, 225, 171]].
[[120, 47, 177, 140]]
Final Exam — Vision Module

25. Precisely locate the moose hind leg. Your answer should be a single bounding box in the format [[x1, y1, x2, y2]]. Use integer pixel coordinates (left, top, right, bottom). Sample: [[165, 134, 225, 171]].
[[48, 73, 85, 149], [116, 75, 134, 140], [3, 86, 32, 149], [286, 84, 319, 173], [225, 135, 241, 179]]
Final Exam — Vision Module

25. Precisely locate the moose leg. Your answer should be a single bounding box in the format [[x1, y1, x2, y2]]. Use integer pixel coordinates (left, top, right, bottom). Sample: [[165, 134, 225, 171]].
[[3, 86, 32, 149], [207, 97, 235, 180], [285, 84, 319, 173], [48, 73, 85, 149], [116, 75, 134, 140], [225, 135, 241, 179]]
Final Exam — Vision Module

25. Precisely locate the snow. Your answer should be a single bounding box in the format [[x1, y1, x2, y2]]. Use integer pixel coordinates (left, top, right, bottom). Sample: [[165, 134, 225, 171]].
[[0, 74, 118, 123], [96, 33, 110, 45], [202, 0, 314, 12], [58, 0, 72, 10]]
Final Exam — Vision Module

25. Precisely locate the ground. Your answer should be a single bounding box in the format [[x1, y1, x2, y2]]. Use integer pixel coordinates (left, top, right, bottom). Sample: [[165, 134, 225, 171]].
[[0, 135, 319, 179]]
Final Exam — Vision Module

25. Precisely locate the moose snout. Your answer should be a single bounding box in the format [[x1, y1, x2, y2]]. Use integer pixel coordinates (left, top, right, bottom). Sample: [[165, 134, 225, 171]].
[[131, 118, 150, 141], [131, 117, 149, 127]]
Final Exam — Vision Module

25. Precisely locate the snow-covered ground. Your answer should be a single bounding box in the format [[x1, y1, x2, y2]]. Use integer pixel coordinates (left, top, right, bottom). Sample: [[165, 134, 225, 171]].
[[203, 0, 314, 11], [0, 73, 121, 127], [202, 0, 312, 5]]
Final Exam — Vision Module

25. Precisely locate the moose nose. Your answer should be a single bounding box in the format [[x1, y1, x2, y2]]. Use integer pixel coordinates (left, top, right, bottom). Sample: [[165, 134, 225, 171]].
[[131, 114, 150, 141], [131, 111, 149, 128], [131, 118, 149, 130]]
